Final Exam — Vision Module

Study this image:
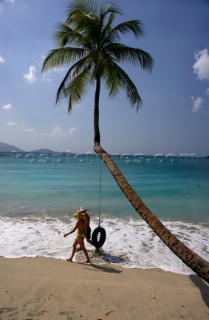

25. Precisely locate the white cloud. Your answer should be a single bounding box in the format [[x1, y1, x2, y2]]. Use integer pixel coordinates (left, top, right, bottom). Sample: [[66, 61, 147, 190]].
[[205, 88, 209, 95], [193, 49, 209, 80], [7, 121, 18, 126], [191, 96, 203, 112], [69, 128, 76, 135], [41, 73, 53, 82], [0, 0, 15, 13], [25, 128, 36, 133], [0, 55, 5, 63], [51, 126, 67, 137], [3, 103, 12, 110], [24, 65, 37, 84], [50, 126, 76, 137]]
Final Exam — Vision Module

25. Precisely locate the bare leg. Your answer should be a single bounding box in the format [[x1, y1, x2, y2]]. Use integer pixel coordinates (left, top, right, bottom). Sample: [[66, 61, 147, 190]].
[[67, 238, 78, 262], [78, 239, 90, 263], [82, 247, 91, 263]]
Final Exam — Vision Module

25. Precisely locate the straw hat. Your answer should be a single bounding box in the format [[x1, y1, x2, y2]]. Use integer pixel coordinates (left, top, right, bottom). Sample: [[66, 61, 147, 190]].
[[79, 207, 87, 212], [73, 207, 87, 220], [73, 211, 86, 220]]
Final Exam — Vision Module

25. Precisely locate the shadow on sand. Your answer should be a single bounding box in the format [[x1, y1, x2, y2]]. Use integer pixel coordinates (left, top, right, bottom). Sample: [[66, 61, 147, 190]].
[[189, 274, 209, 309], [77, 248, 125, 273], [84, 263, 122, 274], [88, 263, 122, 274]]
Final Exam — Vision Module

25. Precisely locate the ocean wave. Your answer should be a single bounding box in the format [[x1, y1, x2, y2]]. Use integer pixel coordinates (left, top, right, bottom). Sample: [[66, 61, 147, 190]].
[[0, 215, 208, 275]]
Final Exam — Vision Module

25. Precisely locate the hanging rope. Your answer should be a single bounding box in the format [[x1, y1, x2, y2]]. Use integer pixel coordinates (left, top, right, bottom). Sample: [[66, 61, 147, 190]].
[[98, 157, 102, 226], [91, 157, 106, 248]]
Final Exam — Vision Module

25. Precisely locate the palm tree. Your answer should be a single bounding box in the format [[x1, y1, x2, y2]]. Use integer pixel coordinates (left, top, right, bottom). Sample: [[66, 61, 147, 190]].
[[42, 0, 209, 283], [42, 0, 152, 145]]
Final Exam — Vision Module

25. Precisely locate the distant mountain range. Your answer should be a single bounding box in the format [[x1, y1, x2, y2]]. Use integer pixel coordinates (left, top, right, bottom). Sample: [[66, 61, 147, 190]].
[[0, 142, 56, 154], [1, 142, 208, 158]]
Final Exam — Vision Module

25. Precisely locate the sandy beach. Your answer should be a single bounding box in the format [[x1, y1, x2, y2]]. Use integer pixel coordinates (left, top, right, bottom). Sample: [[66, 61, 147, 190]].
[[0, 257, 208, 320]]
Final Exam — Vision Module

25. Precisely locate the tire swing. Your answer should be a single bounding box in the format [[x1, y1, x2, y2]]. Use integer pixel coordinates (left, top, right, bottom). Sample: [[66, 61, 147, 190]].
[[91, 158, 106, 249], [92, 226, 106, 249]]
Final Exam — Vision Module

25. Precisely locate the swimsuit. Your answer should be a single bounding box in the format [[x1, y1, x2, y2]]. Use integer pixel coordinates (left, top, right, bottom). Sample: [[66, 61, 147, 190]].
[[76, 233, 85, 240]]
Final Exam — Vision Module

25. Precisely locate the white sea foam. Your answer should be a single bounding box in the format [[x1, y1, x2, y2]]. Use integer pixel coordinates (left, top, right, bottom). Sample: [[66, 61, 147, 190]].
[[0, 216, 208, 275]]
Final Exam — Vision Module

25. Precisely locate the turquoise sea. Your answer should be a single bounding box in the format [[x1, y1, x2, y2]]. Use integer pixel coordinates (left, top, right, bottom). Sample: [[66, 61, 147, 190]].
[[0, 152, 209, 274]]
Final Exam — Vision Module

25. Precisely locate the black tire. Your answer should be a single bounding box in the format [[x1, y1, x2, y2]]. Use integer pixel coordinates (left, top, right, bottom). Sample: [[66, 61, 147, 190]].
[[91, 226, 106, 248]]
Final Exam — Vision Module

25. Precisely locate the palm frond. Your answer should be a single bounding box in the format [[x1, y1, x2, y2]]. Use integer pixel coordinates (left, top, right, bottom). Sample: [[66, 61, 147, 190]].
[[99, 3, 122, 31], [42, 47, 86, 72], [56, 68, 72, 104], [118, 68, 142, 109], [102, 20, 144, 46], [100, 3, 122, 18], [101, 11, 115, 40], [106, 44, 153, 71], [66, 0, 98, 26], [103, 64, 121, 96], [56, 54, 93, 103], [112, 20, 144, 38], [64, 68, 90, 110], [66, 0, 98, 21], [54, 23, 79, 47], [103, 59, 142, 109], [54, 22, 94, 50]]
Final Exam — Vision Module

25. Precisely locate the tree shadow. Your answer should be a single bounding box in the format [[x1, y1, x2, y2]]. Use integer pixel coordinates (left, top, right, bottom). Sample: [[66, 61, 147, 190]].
[[83, 263, 122, 274], [79, 248, 125, 273], [189, 274, 209, 308]]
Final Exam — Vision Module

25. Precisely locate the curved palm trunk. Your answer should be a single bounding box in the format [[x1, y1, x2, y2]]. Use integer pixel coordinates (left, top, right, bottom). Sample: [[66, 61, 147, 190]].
[[94, 144, 209, 283]]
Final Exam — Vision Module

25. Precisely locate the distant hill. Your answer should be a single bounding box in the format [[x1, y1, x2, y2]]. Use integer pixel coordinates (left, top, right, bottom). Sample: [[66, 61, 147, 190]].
[[29, 149, 57, 154], [0, 142, 56, 154], [0, 142, 24, 152]]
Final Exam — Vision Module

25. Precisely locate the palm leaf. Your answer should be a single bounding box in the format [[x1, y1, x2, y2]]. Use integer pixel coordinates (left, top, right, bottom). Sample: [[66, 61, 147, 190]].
[[42, 47, 86, 72], [106, 44, 153, 70]]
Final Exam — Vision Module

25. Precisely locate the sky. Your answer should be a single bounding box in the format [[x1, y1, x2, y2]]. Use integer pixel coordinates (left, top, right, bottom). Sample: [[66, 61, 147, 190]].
[[0, 0, 209, 156]]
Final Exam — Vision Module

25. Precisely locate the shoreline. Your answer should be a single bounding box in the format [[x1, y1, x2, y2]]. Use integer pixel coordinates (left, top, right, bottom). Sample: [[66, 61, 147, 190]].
[[0, 257, 208, 320], [1, 215, 208, 275]]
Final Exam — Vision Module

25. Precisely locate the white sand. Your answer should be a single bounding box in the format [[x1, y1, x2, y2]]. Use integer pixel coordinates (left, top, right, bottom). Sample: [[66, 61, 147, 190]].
[[0, 257, 208, 320]]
